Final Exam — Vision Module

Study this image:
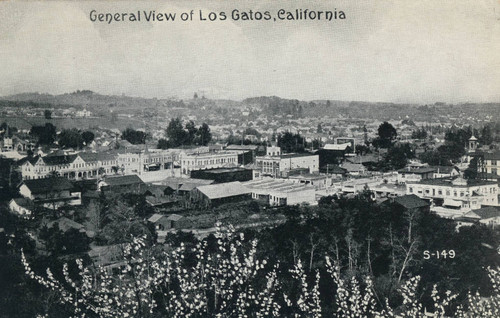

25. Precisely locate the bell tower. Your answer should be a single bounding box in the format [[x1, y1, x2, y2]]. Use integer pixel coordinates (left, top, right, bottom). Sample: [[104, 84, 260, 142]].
[[468, 135, 478, 152]]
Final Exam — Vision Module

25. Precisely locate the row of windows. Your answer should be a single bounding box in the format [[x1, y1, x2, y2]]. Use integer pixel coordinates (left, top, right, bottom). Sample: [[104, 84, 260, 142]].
[[257, 160, 280, 167], [25, 161, 116, 175], [263, 167, 277, 173], [120, 157, 139, 163], [409, 186, 497, 196], [183, 157, 237, 166]]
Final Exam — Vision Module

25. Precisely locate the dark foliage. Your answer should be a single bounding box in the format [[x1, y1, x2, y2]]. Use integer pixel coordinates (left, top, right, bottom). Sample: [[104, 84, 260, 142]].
[[278, 132, 306, 153], [58, 128, 84, 149], [121, 128, 149, 145], [30, 123, 56, 145]]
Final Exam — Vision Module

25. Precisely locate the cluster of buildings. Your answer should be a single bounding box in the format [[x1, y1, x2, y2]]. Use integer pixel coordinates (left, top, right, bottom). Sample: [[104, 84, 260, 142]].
[[4, 131, 500, 231], [397, 139, 500, 226]]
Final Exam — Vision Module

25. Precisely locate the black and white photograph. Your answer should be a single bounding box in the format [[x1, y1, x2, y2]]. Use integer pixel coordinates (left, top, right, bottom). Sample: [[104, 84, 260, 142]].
[[0, 0, 499, 317]]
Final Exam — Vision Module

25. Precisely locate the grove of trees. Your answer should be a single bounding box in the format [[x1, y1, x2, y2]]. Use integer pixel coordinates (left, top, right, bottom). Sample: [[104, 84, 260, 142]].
[[159, 118, 212, 148], [121, 128, 149, 145], [30, 123, 57, 145], [58, 129, 94, 149], [419, 126, 474, 166]]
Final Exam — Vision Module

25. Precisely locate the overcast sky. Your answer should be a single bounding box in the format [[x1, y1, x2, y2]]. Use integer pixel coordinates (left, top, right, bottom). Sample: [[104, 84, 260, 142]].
[[0, 0, 499, 103]]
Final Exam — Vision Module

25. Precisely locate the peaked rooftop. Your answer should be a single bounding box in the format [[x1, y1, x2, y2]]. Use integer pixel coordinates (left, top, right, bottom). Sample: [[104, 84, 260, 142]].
[[196, 181, 251, 199], [23, 177, 75, 194], [103, 175, 144, 186], [389, 194, 430, 210]]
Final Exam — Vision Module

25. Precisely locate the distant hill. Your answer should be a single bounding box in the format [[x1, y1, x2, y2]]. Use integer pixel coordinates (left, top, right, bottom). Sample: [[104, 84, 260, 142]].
[[0, 91, 245, 112], [243, 96, 499, 122], [1, 92, 498, 123], [0, 91, 167, 111]]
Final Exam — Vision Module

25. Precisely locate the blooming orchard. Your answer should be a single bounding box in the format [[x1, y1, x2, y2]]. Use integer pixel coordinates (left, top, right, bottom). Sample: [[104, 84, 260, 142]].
[[22, 224, 500, 317]]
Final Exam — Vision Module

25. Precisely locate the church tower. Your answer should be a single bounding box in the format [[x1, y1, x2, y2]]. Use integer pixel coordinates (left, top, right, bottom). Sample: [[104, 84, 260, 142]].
[[468, 135, 478, 152]]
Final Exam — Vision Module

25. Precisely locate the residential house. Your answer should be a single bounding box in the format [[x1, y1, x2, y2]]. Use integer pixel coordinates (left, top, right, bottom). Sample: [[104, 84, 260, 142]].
[[177, 179, 215, 196], [334, 137, 356, 152], [9, 197, 35, 216], [483, 152, 500, 177], [341, 162, 366, 176], [45, 217, 93, 238], [382, 194, 431, 215], [463, 206, 500, 228], [371, 183, 407, 200], [98, 175, 145, 193], [19, 177, 81, 209], [144, 185, 176, 208], [166, 214, 191, 229], [319, 164, 348, 178], [431, 166, 460, 178], [345, 155, 378, 167], [88, 244, 126, 273], [148, 213, 171, 231], [397, 167, 436, 184]]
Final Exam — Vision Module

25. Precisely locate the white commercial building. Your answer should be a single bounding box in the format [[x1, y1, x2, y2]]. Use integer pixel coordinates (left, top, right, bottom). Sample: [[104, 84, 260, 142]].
[[255, 153, 319, 178], [407, 176, 499, 210], [243, 178, 316, 206], [20, 152, 118, 180], [180, 151, 239, 176]]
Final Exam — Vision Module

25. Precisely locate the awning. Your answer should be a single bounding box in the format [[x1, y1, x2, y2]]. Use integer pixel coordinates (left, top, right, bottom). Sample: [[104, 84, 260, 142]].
[[443, 199, 462, 208]]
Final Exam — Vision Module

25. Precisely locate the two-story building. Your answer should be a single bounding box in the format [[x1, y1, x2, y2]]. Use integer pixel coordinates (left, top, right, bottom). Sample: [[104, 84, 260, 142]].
[[18, 177, 81, 209], [20, 152, 119, 180], [407, 176, 499, 210], [117, 149, 176, 175], [180, 151, 239, 176], [255, 153, 319, 178], [483, 152, 500, 177]]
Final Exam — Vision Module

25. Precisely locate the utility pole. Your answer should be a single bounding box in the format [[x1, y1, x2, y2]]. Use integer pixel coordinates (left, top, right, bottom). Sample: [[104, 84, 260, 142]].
[[8, 162, 13, 189]]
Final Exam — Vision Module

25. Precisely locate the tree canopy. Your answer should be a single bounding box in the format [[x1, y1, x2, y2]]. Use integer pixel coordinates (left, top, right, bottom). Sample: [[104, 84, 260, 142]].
[[165, 118, 212, 147], [30, 123, 57, 145], [121, 128, 149, 145], [373, 122, 397, 148], [58, 129, 95, 149]]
